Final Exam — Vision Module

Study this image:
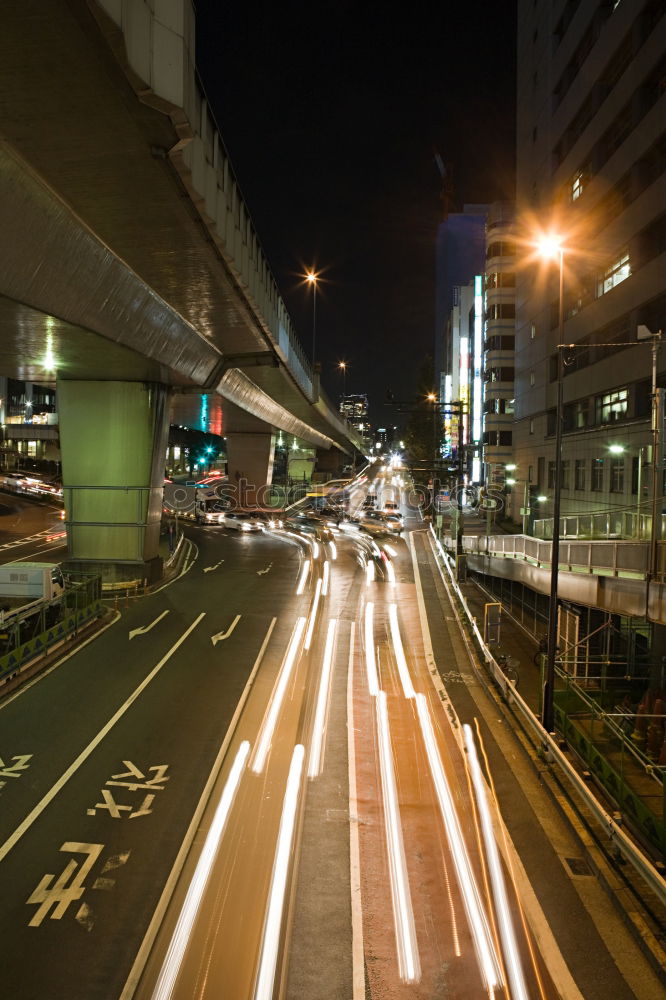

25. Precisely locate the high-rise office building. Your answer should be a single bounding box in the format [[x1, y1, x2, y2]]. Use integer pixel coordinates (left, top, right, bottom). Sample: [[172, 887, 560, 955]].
[[513, 0, 666, 529]]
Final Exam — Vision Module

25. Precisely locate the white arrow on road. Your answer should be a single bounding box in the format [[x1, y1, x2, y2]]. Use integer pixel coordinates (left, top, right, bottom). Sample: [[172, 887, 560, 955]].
[[257, 562, 273, 576], [129, 609, 170, 640], [203, 559, 225, 573], [211, 615, 241, 646]]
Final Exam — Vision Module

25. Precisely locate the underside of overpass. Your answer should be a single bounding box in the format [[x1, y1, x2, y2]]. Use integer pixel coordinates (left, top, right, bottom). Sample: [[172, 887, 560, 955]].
[[0, 0, 364, 576]]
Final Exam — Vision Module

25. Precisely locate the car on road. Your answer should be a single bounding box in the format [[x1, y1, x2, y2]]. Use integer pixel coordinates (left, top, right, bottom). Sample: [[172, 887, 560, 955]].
[[284, 513, 334, 542], [360, 511, 403, 536], [223, 512, 264, 532], [383, 500, 400, 514]]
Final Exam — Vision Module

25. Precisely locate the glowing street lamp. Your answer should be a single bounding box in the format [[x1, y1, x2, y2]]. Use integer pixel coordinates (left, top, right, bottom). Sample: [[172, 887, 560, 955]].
[[338, 361, 347, 406], [305, 270, 319, 363]]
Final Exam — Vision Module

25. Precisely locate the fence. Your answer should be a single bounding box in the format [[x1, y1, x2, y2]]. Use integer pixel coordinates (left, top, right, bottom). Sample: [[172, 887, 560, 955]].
[[429, 527, 666, 903], [0, 573, 103, 683], [533, 510, 666, 541]]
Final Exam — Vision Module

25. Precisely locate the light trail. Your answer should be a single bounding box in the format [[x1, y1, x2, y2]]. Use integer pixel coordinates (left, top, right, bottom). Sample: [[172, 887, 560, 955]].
[[375, 691, 421, 983], [414, 693, 502, 991], [322, 559, 330, 596], [364, 602, 379, 696], [296, 560, 311, 595], [388, 604, 415, 698], [150, 741, 250, 1000], [383, 543, 398, 557], [252, 618, 306, 773], [308, 619, 337, 777], [312, 541, 320, 560], [328, 540, 337, 560], [254, 744, 305, 1000], [304, 578, 323, 651], [464, 724, 530, 1000], [385, 558, 396, 586], [366, 560, 375, 586]]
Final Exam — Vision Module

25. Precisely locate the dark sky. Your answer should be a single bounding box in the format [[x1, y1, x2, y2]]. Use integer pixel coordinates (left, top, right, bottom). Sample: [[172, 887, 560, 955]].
[[194, 1, 516, 428]]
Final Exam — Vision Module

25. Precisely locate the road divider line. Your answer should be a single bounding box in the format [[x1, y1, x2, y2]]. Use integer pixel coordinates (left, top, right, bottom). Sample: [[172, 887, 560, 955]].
[[364, 602, 379, 696], [254, 743, 305, 1000], [346, 626, 365, 1000], [304, 578, 323, 651], [0, 613, 206, 866], [129, 609, 170, 640], [463, 724, 529, 1000], [150, 741, 251, 1000], [376, 690, 421, 983], [415, 692, 502, 991], [296, 560, 310, 596], [252, 617, 306, 774], [388, 604, 415, 699], [308, 619, 337, 778], [120, 616, 277, 1000]]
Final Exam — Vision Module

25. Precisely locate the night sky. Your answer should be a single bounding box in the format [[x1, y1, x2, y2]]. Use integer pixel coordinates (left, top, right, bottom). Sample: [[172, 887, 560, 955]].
[[195, 1, 517, 428]]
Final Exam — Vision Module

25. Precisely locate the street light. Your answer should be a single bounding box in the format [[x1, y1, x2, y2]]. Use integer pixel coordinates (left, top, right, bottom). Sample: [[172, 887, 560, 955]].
[[305, 270, 318, 363], [338, 361, 347, 407], [537, 233, 565, 734]]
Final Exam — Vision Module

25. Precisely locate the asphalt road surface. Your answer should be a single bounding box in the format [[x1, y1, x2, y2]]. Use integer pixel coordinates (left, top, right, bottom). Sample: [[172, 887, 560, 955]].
[[0, 471, 662, 999]]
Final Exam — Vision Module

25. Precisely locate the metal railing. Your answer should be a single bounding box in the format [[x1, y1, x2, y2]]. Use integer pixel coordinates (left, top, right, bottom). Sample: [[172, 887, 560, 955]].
[[447, 532, 651, 578], [0, 573, 103, 683], [429, 527, 666, 904], [533, 509, 666, 541]]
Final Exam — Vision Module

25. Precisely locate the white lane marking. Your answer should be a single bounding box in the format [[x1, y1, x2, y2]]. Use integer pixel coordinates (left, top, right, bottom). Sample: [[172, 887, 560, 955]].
[[0, 614, 206, 865], [296, 560, 311, 596], [415, 693, 501, 990], [328, 540, 337, 561], [211, 615, 241, 646], [322, 559, 330, 596], [376, 691, 421, 983], [129, 610, 170, 641], [347, 627, 365, 1000], [363, 602, 379, 696], [119, 618, 277, 1000], [463, 724, 529, 1000], [6, 541, 67, 563], [251, 618, 306, 774], [150, 741, 251, 1000], [254, 744, 305, 1000], [257, 562, 273, 576], [203, 559, 225, 573], [388, 604, 415, 699], [304, 578, 323, 651], [308, 618, 337, 778]]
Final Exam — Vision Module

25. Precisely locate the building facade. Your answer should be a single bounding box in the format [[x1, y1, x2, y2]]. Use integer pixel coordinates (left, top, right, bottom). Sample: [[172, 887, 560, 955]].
[[513, 0, 666, 534]]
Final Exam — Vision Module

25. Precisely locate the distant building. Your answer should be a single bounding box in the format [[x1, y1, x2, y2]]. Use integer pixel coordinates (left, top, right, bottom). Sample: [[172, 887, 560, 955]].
[[0, 376, 59, 472], [435, 205, 488, 395], [340, 394, 370, 436], [483, 202, 516, 490]]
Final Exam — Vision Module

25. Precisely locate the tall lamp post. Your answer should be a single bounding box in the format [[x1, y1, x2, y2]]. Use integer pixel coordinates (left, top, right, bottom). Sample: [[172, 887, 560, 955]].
[[339, 360, 347, 408], [427, 393, 440, 509], [538, 235, 565, 734], [305, 270, 318, 363]]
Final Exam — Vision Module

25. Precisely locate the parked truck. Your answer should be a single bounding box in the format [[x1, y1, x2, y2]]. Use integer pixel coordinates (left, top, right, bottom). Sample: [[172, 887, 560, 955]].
[[0, 562, 66, 625], [163, 482, 229, 525]]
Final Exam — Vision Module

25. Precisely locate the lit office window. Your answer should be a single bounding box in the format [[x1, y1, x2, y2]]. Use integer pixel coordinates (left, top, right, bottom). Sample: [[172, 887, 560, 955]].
[[571, 170, 585, 200], [597, 252, 630, 296], [595, 388, 627, 424]]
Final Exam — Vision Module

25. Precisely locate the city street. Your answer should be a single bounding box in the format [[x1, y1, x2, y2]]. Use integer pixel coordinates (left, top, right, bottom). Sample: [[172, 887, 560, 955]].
[[0, 476, 662, 999]]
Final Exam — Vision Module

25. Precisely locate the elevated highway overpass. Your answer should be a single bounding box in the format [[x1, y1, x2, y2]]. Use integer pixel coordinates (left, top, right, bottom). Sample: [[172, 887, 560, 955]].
[[0, 0, 365, 577]]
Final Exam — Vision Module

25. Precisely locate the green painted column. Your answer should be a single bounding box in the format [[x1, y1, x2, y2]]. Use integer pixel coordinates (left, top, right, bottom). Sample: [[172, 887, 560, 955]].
[[57, 381, 170, 580]]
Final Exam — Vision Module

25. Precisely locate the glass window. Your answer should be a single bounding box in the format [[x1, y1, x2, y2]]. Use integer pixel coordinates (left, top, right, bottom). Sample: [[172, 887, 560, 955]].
[[575, 459, 585, 490], [530, 323, 537, 340], [561, 460, 571, 489], [548, 461, 557, 489], [595, 388, 628, 424], [610, 456, 624, 492], [571, 170, 585, 201], [591, 458, 604, 491], [597, 251, 630, 296]]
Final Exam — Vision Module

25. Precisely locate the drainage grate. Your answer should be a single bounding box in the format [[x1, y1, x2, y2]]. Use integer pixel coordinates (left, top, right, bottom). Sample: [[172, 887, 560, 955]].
[[565, 857, 592, 876]]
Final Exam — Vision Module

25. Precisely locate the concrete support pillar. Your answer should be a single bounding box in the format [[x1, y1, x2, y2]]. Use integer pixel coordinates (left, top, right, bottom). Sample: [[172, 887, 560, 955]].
[[316, 446, 345, 477], [224, 402, 276, 507], [57, 380, 170, 582]]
